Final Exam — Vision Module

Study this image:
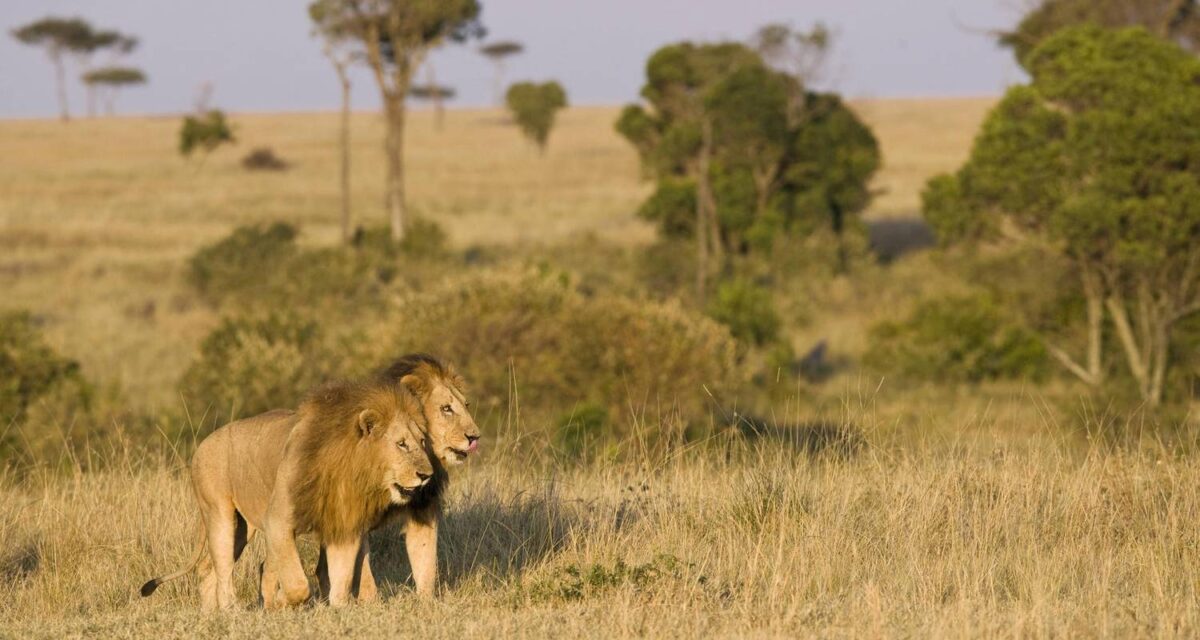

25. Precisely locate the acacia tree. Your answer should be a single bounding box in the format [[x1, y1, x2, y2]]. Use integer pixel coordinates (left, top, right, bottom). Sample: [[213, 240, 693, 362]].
[[1000, 0, 1200, 66], [81, 67, 146, 115], [479, 40, 523, 105], [11, 17, 94, 122], [505, 81, 566, 153], [410, 77, 455, 131], [923, 26, 1200, 407], [308, 0, 484, 242]]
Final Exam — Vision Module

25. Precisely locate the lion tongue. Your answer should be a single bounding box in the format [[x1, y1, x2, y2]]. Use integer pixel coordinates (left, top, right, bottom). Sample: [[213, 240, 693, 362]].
[[467, 440, 478, 453]]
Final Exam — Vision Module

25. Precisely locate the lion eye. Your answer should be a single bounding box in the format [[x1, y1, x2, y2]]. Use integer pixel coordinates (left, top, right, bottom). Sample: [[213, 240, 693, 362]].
[[441, 404, 453, 414], [397, 440, 410, 451]]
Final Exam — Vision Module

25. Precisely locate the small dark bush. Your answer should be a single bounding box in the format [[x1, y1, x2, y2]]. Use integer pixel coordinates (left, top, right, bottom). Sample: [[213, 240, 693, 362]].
[[706, 279, 782, 347], [863, 294, 1050, 383], [241, 147, 290, 171], [398, 217, 448, 259]]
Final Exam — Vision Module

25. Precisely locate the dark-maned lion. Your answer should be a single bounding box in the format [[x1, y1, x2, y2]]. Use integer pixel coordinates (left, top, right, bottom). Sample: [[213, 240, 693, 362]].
[[339, 353, 480, 598], [140, 381, 433, 610]]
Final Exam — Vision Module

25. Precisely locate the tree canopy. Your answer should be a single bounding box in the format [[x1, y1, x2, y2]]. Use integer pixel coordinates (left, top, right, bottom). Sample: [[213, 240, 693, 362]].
[[923, 26, 1200, 406], [1000, 0, 1200, 66], [505, 81, 567, 152], [617, 42, 879, 265]]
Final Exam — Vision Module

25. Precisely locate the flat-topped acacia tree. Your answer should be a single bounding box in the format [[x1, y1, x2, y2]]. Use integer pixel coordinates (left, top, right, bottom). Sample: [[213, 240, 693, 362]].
[[11, 17, 94, 122], [308, 0, 484, 242], [81, 66, 146, 115], [479, 40, 523, 105], [505, 81, 566, 154]]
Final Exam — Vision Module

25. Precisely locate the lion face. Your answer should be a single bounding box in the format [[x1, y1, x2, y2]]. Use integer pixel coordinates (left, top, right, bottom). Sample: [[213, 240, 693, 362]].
[[421, 381, 480, 466], [362, 408, 435, 504]]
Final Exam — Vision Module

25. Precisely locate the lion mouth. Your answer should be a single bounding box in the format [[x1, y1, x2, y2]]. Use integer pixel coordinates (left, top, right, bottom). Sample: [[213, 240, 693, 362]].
[[393, 483, 420, 499]]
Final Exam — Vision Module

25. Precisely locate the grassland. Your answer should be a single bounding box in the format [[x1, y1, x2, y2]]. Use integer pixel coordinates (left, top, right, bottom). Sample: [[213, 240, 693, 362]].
[[8, 99, 1197, 638]]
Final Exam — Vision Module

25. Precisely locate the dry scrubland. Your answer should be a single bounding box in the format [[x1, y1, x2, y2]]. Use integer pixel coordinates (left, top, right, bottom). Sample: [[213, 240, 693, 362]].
[[6, 100, 1198, 638]]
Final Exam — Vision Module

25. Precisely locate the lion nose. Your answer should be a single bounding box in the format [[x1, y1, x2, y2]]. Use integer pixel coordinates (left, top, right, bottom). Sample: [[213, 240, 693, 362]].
[[416, 471, 432, 484]]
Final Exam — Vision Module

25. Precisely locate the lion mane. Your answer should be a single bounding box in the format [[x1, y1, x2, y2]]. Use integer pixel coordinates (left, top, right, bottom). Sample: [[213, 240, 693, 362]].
[[290, 381, 422, 545]]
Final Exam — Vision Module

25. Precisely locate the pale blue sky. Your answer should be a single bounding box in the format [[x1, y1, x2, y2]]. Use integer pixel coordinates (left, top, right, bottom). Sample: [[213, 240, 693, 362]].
[[0, 1, 1024, 118]]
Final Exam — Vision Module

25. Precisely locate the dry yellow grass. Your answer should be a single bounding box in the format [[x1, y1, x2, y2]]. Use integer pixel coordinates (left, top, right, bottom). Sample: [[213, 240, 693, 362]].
[[3, 436, 1197, 638], [12, 99, 1185, 639], [0, 100, 990, 410]]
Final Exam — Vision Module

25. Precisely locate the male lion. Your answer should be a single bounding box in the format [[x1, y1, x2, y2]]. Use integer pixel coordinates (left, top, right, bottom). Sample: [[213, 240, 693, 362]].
[[340, 353, 480, 598], [140, 380, 434, 610]]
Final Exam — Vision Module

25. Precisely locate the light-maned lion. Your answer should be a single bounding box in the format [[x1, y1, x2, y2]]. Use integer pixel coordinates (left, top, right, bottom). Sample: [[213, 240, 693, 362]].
[[140, 380, 434, 610]]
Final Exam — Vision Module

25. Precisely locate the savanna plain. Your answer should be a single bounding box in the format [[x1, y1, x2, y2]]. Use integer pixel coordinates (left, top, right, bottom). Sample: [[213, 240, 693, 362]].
[[2, 102, 1198, 638]]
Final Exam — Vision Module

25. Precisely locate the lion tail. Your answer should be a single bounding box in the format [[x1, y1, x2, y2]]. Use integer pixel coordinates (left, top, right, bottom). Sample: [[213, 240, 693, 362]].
[[140, 524, 207, 597]]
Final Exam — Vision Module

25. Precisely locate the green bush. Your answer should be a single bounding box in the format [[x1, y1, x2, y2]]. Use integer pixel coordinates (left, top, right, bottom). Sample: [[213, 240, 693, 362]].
[[387, 271, 741, 441], [188, 222, 299, 304], [180, 312, 351, 422], [0, 311, 89, 427], [179, 110, 235, 158], [864, 295, 1050, 383], [706, 279, 782, 347], [554, 402, 609, 460]]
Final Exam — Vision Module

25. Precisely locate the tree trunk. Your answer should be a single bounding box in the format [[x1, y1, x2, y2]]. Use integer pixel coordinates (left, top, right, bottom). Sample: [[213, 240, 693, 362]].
[[384, 95, 408, 242], [339, 72, 353, 244], [52, 52, 69, 122], [494, 60, 505, 107], [1082, 265, 1103, 383], [428, 63, 444, 132]]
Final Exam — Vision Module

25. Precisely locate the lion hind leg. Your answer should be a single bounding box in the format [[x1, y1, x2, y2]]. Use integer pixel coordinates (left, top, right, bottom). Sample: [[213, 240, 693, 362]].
[[203, 505, 238, 611]]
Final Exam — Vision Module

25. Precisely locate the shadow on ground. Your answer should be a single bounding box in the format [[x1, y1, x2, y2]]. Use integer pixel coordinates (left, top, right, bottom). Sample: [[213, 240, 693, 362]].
[[367, 484, 580, 593], [868, 217, 935, 263]]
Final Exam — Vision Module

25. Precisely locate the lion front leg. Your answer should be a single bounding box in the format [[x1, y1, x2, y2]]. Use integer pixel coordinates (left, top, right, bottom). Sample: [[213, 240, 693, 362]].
[[323, 538, 363, 607], [406, 507, 439, 598]]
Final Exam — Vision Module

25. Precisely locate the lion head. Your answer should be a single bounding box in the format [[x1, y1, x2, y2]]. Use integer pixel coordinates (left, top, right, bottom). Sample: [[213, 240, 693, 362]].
[[292, 380, 434, 544], [378, 354, 480, 467]]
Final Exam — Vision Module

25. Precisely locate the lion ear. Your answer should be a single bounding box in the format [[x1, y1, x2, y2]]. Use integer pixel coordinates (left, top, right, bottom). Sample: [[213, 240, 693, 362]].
[[358, 409, 382, 437], [399, 373, 428, 397]]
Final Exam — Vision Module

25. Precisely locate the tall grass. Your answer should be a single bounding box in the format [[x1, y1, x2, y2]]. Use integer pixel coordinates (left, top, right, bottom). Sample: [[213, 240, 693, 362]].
[[1, 401, 1198, 638]]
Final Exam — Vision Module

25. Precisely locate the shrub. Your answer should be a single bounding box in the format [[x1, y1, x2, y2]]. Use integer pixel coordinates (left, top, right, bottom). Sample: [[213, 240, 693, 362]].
[[179, 110, 235, 158], [0, 311, 89, 427], [180, 312, 348, 422], [863, 294, 1050, 383], [505, 81, 568, 152], [706, 279, 782, 347], [387, 271, 741, 441], [241, 147, 290, 171], [398, 217, 448, 259], [554, 402, 609, 460], [188, 222, 299, 304]]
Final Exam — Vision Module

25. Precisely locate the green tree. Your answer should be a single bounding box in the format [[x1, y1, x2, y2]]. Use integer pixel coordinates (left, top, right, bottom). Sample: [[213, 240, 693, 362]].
[[617, 41, 879, 296], [923, 26, 1200, 407], [306, 0, 485, 242], [179, 110, 236, 160], [505, 81, 567, 153], [11, 17, 94, 121], [0, 311, 88, 428], [1000, 0, 1200, 67], [80, 66, 146, 115]]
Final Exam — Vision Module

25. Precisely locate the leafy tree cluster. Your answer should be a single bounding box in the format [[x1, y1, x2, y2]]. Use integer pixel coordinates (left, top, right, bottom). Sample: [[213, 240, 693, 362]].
[[924, 26, 1200, 406], [1000, 0, 1200, 67], [616, 41, 880, 297], [0, 311, 89, 428], [505, 81, 568, 153]]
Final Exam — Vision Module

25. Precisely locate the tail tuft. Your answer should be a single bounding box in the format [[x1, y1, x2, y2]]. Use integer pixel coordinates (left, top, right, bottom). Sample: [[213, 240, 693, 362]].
[[140, 578, 161, 597]]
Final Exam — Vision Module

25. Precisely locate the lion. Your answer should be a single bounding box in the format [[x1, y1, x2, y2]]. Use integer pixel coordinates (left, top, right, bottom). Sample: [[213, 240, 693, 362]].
[[140, 380, 434, 610], [338, 353, 480, 598]]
